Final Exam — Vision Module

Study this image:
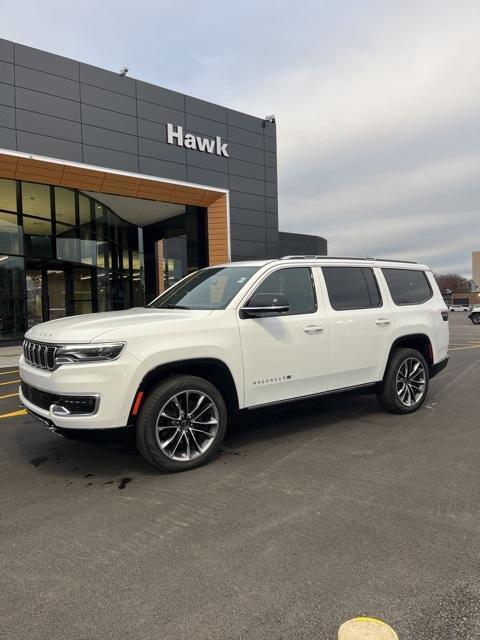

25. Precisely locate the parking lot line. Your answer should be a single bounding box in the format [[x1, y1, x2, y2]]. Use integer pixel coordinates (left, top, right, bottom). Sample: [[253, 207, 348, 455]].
[[449, 344, 480, 351], [0, 409, 26, 420], [0, 392, 18, 400], [0, 369, 19, 376], [0, 379, 20, 386]]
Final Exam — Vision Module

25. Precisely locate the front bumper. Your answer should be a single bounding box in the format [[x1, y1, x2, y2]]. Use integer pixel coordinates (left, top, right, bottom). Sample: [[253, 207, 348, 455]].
[[19, 350, 141, 430]]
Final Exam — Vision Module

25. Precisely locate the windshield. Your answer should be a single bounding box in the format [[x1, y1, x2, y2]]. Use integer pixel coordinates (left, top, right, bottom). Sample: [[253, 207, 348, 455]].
[[148, 266, 261, 310]]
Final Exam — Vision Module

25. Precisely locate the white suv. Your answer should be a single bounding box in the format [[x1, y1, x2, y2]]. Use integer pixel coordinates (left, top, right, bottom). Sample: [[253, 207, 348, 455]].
[[20, 257, 449, 472]]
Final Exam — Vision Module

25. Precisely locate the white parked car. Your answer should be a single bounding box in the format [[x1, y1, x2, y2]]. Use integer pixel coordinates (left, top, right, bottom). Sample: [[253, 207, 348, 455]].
[[468, 306, 480, 325], [448, 304, 469, 312], [20, 257, 449, 472]]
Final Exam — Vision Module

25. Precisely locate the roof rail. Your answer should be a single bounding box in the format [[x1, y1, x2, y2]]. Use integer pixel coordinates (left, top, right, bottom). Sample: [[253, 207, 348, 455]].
[[279, 255, 418, 264]]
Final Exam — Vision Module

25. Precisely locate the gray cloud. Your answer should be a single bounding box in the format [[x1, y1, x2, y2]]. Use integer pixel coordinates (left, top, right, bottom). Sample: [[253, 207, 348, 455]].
[[3, 0, 480, 275]]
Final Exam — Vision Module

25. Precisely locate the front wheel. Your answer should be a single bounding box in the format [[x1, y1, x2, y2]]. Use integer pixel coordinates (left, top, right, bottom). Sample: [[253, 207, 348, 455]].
[[136, 375, 227, 472], [472, 315, 480, 325], [377, 348, 429, 414]]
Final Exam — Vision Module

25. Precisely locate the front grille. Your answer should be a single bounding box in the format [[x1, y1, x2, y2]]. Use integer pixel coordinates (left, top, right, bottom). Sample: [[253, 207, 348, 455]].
[[21, 382, 97, 415], [23, 340, 57, 371]]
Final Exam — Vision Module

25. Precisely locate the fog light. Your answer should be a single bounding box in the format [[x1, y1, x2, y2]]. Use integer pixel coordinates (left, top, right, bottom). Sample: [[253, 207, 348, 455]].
[[50, 404, 71, 416]]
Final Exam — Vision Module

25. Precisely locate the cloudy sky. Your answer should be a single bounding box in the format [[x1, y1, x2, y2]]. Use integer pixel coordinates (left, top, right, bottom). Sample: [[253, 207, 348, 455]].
[[4, 0, 480, 275]]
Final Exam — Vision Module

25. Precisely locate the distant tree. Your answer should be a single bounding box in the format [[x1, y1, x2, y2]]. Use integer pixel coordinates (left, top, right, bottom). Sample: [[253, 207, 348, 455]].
[[434, 273, 471, 293]]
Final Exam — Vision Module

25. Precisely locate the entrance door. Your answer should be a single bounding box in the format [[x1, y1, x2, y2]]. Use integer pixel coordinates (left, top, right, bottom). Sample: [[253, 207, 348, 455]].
[[47, 270, 67, 320], [25, 267, 68, 327]]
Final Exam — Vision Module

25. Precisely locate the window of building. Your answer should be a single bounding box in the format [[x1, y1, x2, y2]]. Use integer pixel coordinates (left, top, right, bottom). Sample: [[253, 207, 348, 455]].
[[79, 194, 91, 227], [55, 187, 76, 226], [322, 266, 382, 310], [22, 182, 51, 219], [252, 267, 316, 315], [22, 216, 52, 257], [382, 268, 432, 305], [0, 178, 17, 212], [0, 211, 22, 255]]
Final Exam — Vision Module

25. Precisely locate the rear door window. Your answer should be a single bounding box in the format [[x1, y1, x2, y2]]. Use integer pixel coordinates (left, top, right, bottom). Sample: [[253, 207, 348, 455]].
[[382, 268, 432, 305], [322, 266, 382, 311]]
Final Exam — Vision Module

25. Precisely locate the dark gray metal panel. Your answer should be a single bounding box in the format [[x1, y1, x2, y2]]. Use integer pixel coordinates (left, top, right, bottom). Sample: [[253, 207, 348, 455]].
[[0, 39, 14, 63], [265, 182, 277, 198], [0, 82, 14, 107], [227, 125, 263, 150], [186, 165, 228, 189], [138, 119, 167, 142], [266, 197, 278, 214], [186, 148, 227, 173], [81, 104, 137, 135], [228, 158, 264, 180], [266, 213, 278, 228], [80, 63, 136, 97], [227, 109, 266, 134], [139, 155, 187, 181], [185, 96, 227, 123], [137, 100, 185, 126], [264, 135, 276, 153], [83, 145, 138, 172], [136, 81, 185, 111], [230, 224, 266, 243], [80, 84, 136, 116], [185, 114, 227, 139], [82, 125, 137, 155], [230, 239, 267, 258], [0, 61, 14, 85], [0, 126, 16, 149], [230, 208, 266, 228], [14, 43, 79, 80], [229, 174, 265, 196], [17, 131, 82, 161], [16, 109, 82, 142], [230, 190, 265, 213], [263, 121, 276, 138], [264, 165, 277, 182], [279, 232, 327, 256], [138, 137, 186, 163], [15, 66, 80, 101], [15, 87, 80, 121], [0, 104, 15, 129], [266, 229, 278, 244], [265, 151, 276, 167], [226, 141, 264, 165]]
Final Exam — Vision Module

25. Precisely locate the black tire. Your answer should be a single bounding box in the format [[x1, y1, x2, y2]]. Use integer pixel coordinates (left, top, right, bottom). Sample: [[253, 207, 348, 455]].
[[377, 347, 429, 414], [136, 375, 227, 472], [472, 315, 480, 325]]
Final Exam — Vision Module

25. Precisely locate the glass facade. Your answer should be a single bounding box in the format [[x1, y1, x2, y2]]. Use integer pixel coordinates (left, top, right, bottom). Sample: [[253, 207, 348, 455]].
[[0, 178, 145, 341]]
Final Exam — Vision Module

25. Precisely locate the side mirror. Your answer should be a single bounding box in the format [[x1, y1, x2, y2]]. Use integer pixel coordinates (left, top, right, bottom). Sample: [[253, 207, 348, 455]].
[[240, 292, 290, 318]]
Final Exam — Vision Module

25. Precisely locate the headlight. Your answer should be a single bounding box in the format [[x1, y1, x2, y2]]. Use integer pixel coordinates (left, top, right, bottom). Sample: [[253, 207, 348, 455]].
[[54, 342, 126, 366]]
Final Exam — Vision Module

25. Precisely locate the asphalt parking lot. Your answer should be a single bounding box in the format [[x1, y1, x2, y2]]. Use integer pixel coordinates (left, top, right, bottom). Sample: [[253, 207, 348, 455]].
[[1, 312, 480, 640]]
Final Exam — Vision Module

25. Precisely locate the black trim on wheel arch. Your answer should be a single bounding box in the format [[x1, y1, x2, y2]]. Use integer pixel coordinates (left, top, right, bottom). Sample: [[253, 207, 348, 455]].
[[430, 355, 449, 378], [129, 358, 239, 423]]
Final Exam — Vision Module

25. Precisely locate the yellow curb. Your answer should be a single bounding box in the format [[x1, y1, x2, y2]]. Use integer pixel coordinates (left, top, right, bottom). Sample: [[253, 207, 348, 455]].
[[0, 409, 27, 420], [338, 617, 399, 639]]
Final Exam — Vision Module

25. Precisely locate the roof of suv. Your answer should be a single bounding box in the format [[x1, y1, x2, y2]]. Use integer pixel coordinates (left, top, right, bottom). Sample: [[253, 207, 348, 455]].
[[215, 256, 430, 270]]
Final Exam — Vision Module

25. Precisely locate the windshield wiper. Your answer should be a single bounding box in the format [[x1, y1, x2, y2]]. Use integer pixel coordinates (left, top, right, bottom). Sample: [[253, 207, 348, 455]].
[[165, 304, 192, 310]]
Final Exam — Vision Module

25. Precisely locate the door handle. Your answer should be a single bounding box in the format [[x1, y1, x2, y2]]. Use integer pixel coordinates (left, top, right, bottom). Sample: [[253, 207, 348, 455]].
[[375, 318, 391, 326], [303, 325, 324, 334]]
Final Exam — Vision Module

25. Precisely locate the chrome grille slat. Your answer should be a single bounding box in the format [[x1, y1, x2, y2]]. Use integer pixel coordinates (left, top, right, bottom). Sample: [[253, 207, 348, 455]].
[[23, 340, 57, 371]]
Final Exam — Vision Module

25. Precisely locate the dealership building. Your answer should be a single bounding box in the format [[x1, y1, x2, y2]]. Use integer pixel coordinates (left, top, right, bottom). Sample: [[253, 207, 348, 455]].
[[0, 39, 326, 342]]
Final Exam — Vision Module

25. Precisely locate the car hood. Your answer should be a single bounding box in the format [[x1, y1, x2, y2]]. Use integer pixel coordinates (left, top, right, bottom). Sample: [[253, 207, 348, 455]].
[[24, 307, 214, 344]]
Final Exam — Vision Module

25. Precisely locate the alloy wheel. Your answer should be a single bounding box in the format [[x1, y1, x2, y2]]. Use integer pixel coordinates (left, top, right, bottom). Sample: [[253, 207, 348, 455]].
[[155, 390, 219, 462], [395, 357, 426, 407]]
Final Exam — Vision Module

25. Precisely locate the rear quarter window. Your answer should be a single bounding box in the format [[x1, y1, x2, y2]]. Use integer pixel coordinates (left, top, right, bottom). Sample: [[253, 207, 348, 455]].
[[382, 268, 433, 305]]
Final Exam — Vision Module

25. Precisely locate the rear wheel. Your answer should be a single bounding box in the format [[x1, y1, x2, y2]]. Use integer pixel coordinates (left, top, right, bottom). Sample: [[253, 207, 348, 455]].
[[472, 314, 480, 325], [136, 375, 227, 472], [377, 347, 429, 414]]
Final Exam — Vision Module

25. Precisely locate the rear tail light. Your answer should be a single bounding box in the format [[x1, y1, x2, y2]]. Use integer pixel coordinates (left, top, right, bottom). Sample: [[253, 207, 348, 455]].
[[441, 310, 448, 321]]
